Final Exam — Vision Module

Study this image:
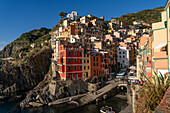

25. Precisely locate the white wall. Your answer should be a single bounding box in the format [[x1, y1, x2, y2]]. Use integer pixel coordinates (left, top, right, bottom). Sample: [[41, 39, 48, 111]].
[[157, 69, 168, 76], [117, 46, 129, 69]]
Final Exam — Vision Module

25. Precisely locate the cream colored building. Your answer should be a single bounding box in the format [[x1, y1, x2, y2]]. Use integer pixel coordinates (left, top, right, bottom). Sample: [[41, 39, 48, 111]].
[[151, 7, 169, 75]]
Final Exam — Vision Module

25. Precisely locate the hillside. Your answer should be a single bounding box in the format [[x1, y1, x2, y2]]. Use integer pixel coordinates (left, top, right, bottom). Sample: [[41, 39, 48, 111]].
[[115, 7, 164, 25], [0, 27, 51, 59], [0, 28, 52, 94]]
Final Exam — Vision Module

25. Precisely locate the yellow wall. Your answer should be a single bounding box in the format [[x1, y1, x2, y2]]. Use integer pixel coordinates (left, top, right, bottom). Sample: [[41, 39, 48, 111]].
[[83, 54, 91, 79]]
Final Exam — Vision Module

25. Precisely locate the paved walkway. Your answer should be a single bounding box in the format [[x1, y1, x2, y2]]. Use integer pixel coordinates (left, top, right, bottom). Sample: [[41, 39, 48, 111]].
[[80, 80, 127, 105]]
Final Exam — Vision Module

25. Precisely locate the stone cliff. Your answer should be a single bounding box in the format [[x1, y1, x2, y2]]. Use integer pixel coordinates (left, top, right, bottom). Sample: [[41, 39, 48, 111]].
[[0, 28, 52, 94], [0, 47, 52, 94]]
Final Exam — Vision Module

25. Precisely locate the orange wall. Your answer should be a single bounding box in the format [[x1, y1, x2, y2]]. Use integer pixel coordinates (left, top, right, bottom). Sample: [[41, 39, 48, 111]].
[[90, 55, 101, 78]]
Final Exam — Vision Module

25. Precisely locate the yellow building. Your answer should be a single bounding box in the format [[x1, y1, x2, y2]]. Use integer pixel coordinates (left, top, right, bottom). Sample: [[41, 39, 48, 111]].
[[83, 53, 91, 79]]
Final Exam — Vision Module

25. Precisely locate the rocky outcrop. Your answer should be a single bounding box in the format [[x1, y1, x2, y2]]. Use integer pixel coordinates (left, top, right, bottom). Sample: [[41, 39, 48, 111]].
[[0, 47, 52, 94], [20, 79, 88, 108]]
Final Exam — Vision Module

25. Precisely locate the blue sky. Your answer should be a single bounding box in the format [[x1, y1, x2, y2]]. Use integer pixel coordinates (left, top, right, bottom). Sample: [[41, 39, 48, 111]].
[[0, 0, 167, 50]]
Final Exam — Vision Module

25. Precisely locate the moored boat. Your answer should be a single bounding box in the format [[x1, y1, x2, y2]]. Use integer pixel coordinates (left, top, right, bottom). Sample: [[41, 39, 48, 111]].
[[100, 106, 115, 113]]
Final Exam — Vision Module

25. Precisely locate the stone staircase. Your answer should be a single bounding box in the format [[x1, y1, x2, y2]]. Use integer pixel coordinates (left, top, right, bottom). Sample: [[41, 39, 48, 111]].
[[80, 80, 119, 105]]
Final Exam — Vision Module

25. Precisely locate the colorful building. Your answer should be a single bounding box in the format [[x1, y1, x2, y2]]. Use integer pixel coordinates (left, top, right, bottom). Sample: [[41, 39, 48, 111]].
[[151, 8, 168, 75], [137, 36, 151, 80], [90, 52, 101, 78], [83, 52, 91, 79], [56, 42, 83, 80]]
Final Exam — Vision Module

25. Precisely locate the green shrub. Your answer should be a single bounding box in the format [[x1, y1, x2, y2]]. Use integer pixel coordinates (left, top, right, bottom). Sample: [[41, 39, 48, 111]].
[[136, 72, 170, 113]]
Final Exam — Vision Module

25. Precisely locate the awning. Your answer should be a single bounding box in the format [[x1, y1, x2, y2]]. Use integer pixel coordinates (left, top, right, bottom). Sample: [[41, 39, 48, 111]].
[[154, 42, 167, 49], [117, 71, 125, 76]]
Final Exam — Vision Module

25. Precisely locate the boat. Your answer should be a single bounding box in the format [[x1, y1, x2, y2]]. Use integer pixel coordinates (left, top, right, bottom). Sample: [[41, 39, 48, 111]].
[[100, 106, 115, 113], [67, 101, 79, 107], [16, 95, 22, 99]]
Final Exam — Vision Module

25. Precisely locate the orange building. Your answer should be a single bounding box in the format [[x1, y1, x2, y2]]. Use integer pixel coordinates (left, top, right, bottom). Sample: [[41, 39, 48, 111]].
[[90, 52, 101, 78]]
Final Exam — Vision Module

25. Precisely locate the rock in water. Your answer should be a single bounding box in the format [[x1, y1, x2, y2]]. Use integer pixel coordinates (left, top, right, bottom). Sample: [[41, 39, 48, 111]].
[[29, 102, 44, 107]]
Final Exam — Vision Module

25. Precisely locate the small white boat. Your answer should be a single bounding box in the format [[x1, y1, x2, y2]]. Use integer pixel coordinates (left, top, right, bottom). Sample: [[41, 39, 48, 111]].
[[67, 101, 79, 106], [100, 106, 115, 113]]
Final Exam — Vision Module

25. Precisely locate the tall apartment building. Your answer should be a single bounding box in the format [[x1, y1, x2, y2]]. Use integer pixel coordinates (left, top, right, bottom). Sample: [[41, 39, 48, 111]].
[[54, 40, 83, 80], [90, 52, 101, 78], [151, 7, 168, 75], [117, 42, 129, 71], [137, 36, 151, 80], [83, 52, 91, 79]]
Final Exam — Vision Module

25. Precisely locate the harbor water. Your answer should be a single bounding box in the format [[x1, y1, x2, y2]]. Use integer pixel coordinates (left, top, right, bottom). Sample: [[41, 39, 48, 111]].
[[0, 94, 127, 113]]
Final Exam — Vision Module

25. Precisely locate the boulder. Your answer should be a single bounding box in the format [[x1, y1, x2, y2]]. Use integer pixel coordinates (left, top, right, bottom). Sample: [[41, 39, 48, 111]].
[[29, 102, 43, 107]]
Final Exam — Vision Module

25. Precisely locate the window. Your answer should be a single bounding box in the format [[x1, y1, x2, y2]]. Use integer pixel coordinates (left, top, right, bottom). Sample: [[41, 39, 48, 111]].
[[68, 66, 71, 70], [61, 46, 62, 49], [71, 73, 73, 80], [94, 63, 95, 66], [80, 66, 82, 70], [88, 66, 90, 69], [87, 60, 89, 63], [87, 54, 89, 57], [79, 52, 82, 56], [94, 70, 96, 75], [74, 59, 77, 63], [75, 73, 78, 79], [84, 66, 86, 70], [123, 56, 125, 58], [97, 57, 98, 61], [119, 52, 121, 54], [61, 53, 63, 57], [68, 51, 71, 56], [74, 51, 77, 56], [84, 60, 86, 63], [93, 57, 95, 61], [68, 59, 71, 63], [80, 59, 82, 63], [119, 56, 121, 58], [74, 66, 77, 70], [97, 63, 98, 66]]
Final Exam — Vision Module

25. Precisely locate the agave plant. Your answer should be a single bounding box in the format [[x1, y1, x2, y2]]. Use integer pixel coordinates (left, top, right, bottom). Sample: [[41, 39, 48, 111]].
[[136, 72, 170, 113]]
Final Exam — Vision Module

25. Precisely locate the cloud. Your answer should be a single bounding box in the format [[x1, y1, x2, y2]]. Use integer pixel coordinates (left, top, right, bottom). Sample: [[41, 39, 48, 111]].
[[0, 41, 8, 51], [0, 46, 4, 51], [0, 41, 7, 45]]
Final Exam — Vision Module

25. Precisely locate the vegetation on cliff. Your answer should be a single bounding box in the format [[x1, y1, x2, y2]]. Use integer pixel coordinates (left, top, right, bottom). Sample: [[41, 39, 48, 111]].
[[0, 27, 51, 59], [115, 7, 164, 25]]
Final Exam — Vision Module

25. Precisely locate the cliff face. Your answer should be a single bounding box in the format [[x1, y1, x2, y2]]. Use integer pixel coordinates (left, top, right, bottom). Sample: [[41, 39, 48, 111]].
[[0, 28, 52, 94], [0, 47, 52, 94]]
